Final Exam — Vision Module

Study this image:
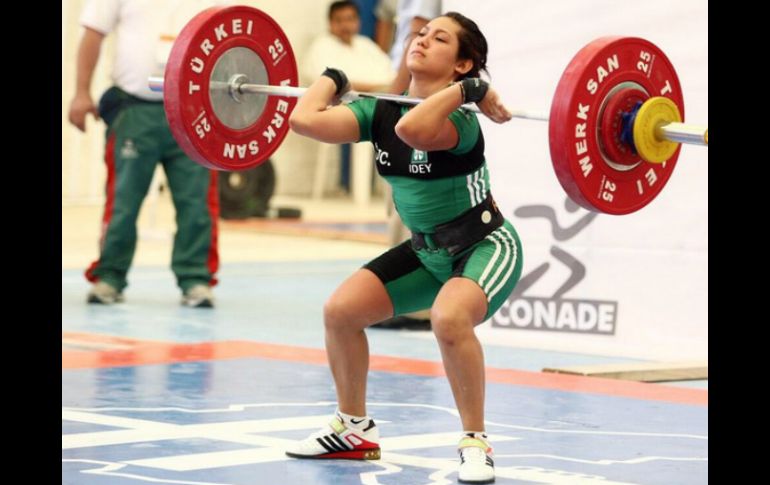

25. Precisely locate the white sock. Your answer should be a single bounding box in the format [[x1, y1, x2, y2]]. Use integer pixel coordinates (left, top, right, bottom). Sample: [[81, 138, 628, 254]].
[[462, 431, 488, 440], [337, 410, 370, 430]]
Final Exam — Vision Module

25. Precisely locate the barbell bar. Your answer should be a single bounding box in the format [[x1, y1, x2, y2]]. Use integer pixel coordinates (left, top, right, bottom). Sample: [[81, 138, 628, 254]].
[[147, 77, 707, 146], [148, 76, 551, 121], [149, 5, 708, 215]]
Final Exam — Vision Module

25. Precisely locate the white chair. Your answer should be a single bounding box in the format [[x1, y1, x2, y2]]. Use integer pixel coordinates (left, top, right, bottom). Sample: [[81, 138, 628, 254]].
[[312, 141, 374, 205]]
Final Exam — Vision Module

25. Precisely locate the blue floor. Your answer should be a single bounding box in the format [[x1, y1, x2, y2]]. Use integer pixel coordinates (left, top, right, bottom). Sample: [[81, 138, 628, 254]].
[[63, 358, 707, 485], [63, 261, 708, 485], [63, 261, 702, 374]]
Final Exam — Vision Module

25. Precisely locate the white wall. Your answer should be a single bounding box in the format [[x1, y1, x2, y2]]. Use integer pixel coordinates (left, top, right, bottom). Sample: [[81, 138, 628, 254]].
[[444, 0, 708, 360]]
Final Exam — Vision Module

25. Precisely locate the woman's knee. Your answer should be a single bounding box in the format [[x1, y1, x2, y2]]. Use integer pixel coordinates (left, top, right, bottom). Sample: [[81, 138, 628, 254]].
[[323, 297, 346, 330], [430, 307, 474, 346], [323, 295, 367, 332], [324, 270, 395, 331]]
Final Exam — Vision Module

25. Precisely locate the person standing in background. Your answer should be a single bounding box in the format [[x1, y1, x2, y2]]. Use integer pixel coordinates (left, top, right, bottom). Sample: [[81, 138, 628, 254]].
[[372, 0, 441, 329], [373, 0, 398, 53], [355, 0, 383, 42], [387, 0, 442, 95], [67, 0, 222, 308]]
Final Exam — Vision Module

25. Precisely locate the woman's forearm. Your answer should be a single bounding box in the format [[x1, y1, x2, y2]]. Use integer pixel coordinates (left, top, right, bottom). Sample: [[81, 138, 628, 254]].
[[395, 83, 463, 147], [288, 76, 338, 137]]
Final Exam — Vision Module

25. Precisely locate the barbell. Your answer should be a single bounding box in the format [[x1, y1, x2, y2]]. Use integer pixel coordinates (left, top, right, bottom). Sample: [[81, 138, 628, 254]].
[[148, 5, 708, 215]]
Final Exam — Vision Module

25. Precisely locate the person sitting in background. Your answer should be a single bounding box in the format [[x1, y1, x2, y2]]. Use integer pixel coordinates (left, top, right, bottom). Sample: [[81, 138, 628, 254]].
[[302, 1, 396, 93], [302, 1, 396, 196]]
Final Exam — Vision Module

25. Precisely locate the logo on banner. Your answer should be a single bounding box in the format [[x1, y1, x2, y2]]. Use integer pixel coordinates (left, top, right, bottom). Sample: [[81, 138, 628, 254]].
[[492, 197, 618, 335]]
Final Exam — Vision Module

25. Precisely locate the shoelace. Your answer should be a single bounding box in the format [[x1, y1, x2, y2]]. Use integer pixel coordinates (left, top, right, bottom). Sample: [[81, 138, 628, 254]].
[[460, 446, 489, 464]]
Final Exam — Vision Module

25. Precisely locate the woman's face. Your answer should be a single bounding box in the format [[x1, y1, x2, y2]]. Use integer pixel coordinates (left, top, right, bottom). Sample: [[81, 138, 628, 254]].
[[406, 16, 471, 80]]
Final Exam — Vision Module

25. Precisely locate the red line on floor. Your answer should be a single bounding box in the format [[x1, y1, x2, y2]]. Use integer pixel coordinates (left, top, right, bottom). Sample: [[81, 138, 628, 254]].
[[62, 333, 707, 406]]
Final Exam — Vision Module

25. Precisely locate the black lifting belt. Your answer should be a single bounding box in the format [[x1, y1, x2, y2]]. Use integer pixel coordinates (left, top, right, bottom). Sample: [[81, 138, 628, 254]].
[[411, 194, 504, 256]]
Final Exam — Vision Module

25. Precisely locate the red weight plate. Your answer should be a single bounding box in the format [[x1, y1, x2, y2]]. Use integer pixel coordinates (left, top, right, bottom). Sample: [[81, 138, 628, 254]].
[[598, 87, 648, 167], [549, 37, 683, 214], [164, 6, 298, 170]]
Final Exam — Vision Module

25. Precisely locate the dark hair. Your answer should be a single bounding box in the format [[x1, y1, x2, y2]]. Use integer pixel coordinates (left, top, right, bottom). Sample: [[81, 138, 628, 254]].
[[329, 1, 360, 20], [443, 12, 488, 80]]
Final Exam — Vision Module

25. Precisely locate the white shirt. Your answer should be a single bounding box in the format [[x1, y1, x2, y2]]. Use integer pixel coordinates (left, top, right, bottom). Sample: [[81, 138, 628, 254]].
[[80, 0, 223, 100], [302, 33, 395, 89]]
